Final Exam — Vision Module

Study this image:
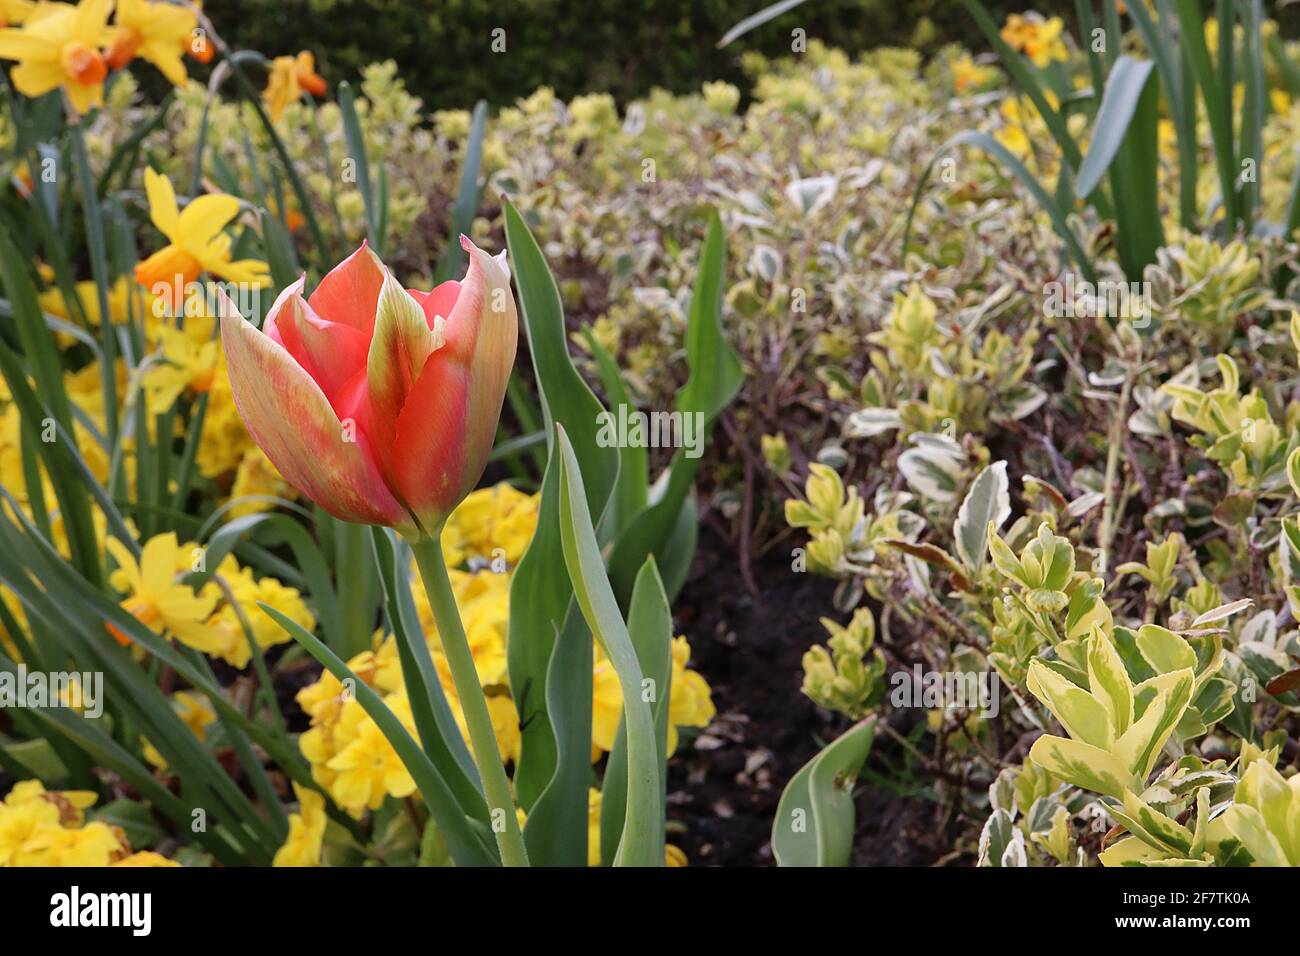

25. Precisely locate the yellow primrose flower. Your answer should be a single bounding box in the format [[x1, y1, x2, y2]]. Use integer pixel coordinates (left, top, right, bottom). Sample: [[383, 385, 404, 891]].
[[0, 798, 60, 865], [229, 446, 291, 517], [591, 635, 715, 757], [443, 484, 540, 568], [325, 695, 417, 811], [667, 636, 716, 752], [195, 372, 256, 478], [273, 783, 326, 866], [0, 0, 113, 115], [112, 850, 180, 866], [446, 690, 520, 766], [133, 167, 270, 310], [11, 820, 123, 866], [263, 50, 326, 123], [5, 779, 97, 826], [586, 789, 688, 867], [995, 97, 1033, 159], [142, 323, 219, 412], [104, 531, 217, 648], [104, 0, 194, 85], [143, 690, 216, 770], [199, 570, 313, 669]]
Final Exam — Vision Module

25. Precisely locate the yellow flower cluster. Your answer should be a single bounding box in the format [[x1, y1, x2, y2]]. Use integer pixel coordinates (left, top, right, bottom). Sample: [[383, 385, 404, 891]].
[[106, 530, 316, 669], [0, 780, 176, 866], [0, 0, 209, 116], [1000, 13, 1069, 68], [292, 483, 716, 840]]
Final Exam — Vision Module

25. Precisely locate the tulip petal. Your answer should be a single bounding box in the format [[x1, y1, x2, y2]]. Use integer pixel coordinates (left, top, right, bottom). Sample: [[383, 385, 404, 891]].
[[264, 277, 369, 404], [307, 242, 385, 336], [390, 237, 517, 526], [366, 270, 445, 457], [407, 280, 461, 327], [218, 288, 413, 531]]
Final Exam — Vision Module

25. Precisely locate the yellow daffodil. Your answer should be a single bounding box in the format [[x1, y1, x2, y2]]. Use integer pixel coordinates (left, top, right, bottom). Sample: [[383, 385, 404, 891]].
[[104, 531, 217, 647], [0, 0, 35, 29], [263, 50, 326, 122], [950, 53, 995, 94], [133, 167, 270, 310], [1001, 13, 1069, 68], [105, 0, 194, 84], [0, 0, 114, 115], [142, 323, 219, 412], [142, 690, 216, 770], [273, 784, 326, 866]]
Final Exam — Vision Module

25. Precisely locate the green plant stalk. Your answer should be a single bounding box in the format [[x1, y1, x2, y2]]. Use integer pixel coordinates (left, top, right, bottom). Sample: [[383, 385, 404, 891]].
[[68, 122, 119, 448], [334, 519, 375, 659], [411, 535, 530, 867]]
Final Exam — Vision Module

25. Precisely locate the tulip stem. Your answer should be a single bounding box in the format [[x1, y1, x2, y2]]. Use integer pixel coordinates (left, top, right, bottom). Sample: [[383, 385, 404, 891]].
[[410, 536, 530, 867]]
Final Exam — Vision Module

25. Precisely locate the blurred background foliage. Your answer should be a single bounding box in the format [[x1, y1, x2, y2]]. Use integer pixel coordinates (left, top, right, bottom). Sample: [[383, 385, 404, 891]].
[[206, 0, 1096, 108]]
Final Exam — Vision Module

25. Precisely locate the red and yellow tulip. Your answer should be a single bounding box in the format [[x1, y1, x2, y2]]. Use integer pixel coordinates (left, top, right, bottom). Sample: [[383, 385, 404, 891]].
[[219, 238, 518, 538]]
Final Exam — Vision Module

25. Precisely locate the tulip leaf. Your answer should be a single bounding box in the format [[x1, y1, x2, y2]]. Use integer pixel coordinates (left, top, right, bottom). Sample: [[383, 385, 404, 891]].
[[555, 425, 663, 866], [582, 325, 648, 536], [505, 199, 617, 820], [518, 595, 593, 866], [772, 718, 875, 866], [503, 199, 617, 517], [600, 557, 673, 866], [261, 604, 499, 867], [606, 212, 740, 607], [1076, 56, 1156, 199], [435, 100, 488, 283], [337, 81, 378, 252]]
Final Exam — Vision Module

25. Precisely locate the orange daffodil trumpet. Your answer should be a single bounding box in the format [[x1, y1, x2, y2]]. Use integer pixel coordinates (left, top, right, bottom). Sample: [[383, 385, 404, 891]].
[[219, 237, 518, 540]]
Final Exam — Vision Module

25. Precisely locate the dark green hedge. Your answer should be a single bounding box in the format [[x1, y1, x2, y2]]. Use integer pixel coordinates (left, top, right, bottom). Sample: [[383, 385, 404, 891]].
[[207, 0, 1084, 109]]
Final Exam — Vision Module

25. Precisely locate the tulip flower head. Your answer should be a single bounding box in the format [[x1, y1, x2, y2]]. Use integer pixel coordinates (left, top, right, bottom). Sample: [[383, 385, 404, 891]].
[[219, 238, 518, 539]]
